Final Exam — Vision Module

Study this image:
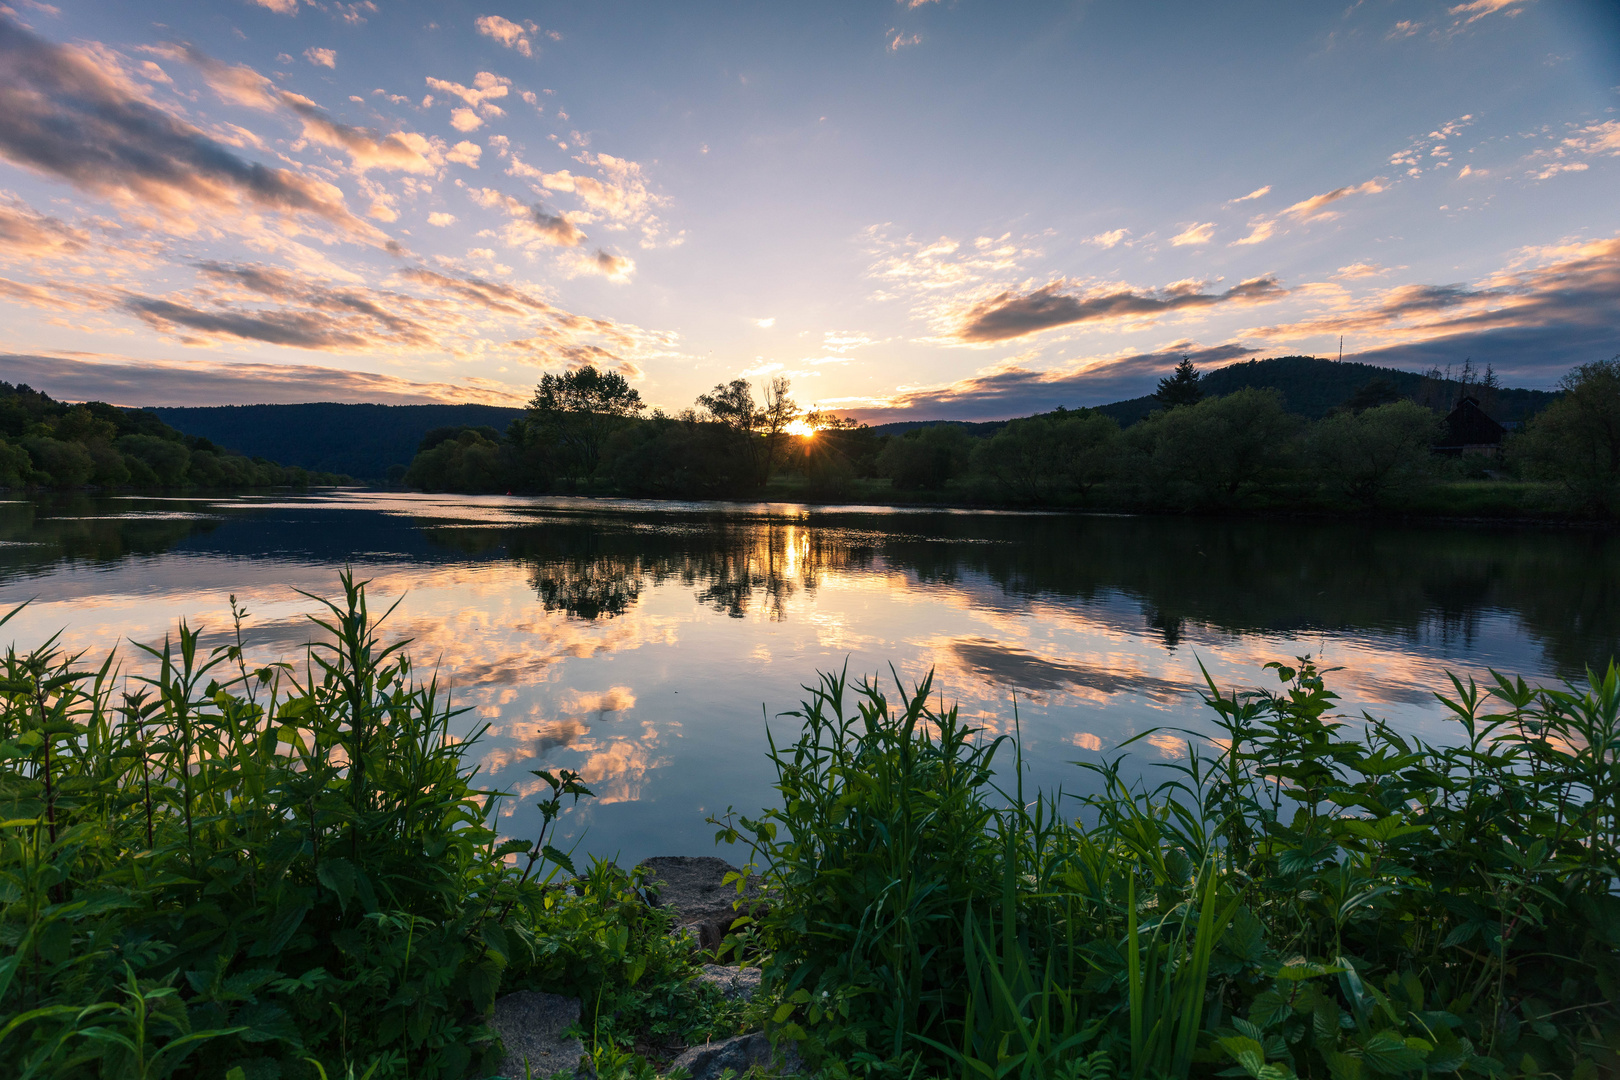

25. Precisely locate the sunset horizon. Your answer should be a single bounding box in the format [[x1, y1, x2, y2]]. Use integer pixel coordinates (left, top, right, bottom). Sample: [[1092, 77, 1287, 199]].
[[1, 0, 1616, 422]]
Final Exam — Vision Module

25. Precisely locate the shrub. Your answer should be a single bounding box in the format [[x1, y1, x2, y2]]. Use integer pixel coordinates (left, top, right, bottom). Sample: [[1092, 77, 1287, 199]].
[[0, 574, 706, 1079], [1128, 388, 1299, 506], [20, 436, 94, 487], [405, 430, 505, 492], [1309, 399, 1441, 505], [973, 409, 1119, 502], [117, 434, 191, 486], [716, 657, 1620, 1079], [875, 425, 974, 491], [1512, 356, 1620, 514]]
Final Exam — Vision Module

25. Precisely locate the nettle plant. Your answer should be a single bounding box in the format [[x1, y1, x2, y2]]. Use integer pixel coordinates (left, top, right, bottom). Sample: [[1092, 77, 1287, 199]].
[[0, 572, 692, 1080]]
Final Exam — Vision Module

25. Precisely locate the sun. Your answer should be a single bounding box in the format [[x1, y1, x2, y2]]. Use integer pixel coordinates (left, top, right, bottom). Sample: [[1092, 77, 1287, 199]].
[[785, 419, 818, 439]]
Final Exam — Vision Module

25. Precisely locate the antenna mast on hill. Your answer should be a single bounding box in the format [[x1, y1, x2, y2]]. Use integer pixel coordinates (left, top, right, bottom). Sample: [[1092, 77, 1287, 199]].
[[1339, 335, 1343, 363]]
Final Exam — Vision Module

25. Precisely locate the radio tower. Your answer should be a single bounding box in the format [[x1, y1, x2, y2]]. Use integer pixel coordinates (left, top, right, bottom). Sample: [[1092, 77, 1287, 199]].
[[1338, 335, 1343, 363]]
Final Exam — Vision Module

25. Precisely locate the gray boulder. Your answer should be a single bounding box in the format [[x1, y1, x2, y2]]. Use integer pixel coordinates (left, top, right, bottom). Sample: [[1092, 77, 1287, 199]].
[[670, 1032, 802, 1080], [695, 964, 763, 1001], [490, 991, 591, 1079], [636, 856, 765, 951]]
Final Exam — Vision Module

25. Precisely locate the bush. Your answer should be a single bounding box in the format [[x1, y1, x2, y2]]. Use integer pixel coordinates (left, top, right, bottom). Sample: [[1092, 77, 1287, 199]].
[[716, 658, 1620, 1079], [1512, 356, 1620, 514], [1128, 387, 1298, 505], [405, 430, 505, 492], [21, 436, 94, 487], [972, 409, 1119, 502], [875, 425, 974, 491], [0, 575, 712, 1079], [117, 433, 191, 486], [0, 439, 34, 487], [1309, 399, 1441, 505]]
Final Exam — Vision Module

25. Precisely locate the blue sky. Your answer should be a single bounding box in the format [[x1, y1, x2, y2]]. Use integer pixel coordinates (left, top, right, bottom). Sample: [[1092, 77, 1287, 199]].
[[0, 0, 1616, 418]]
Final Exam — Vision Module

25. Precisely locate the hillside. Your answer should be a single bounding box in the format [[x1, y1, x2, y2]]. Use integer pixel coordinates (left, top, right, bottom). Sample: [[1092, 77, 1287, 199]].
[[150, 402, 525, 481], [1091, 355, 1557, 428]]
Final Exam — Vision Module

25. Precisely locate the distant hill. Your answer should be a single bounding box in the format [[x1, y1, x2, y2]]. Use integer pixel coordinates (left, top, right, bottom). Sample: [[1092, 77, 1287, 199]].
[[1091, 355, 1557, 428], [149, 403, 525, 481], [866, 418, 1011, 438]]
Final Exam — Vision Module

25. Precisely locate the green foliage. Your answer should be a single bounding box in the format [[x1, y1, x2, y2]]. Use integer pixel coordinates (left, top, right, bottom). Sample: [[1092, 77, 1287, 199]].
[[1128, 387, 1299, 504], [0, 574, 710, 1079], [0, 382, 339, 491], [1308, 400, 1441, 505], [973, 409, 1120, 503], [520, 365, 647, 482], [875, 424, 974, 490], [717, 656, 1620, 1079], [1512, 355, 1620, 514], [405, 428, 507, 492], [1155, 357, 1205, 410]]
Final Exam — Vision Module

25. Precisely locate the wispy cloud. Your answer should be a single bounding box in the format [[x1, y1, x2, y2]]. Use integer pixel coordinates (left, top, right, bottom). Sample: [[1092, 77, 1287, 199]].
[[475, 15, 542, 58], [1281, 178, 1387, 222], [0, 351, 528, 406], [1087, 228, 1129, 248], [1227, 185, 1270, 204], [0, 17, 385, 242], [951, 276, 1287, 343], [1169, 222, 1215, 246]]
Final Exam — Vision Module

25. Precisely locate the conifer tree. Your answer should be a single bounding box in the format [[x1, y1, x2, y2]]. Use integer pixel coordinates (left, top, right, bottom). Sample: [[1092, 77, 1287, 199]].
[[1154, 356, 1203, 409]]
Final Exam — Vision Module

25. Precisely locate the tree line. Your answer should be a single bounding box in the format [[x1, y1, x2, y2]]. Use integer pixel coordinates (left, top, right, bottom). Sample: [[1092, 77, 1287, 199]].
[[405, 356, 1620, 516], [0, 382, 344, 489]]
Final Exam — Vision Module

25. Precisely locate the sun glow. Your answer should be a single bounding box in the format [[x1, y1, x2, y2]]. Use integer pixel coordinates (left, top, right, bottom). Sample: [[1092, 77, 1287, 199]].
[[786, 419, 818, 438]]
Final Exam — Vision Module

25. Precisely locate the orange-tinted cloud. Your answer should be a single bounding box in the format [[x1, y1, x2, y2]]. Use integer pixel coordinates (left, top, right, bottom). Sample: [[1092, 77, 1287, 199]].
[[0, 18, 384, 241], [953, 275, 1287, 343]]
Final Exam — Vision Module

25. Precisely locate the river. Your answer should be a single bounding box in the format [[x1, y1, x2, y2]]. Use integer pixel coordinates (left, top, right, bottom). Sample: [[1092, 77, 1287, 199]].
[[2, 489, 1614, 864]]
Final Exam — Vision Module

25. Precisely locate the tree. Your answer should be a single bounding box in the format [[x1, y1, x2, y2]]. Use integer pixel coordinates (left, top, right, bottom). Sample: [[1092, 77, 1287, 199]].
[[1131, 387, 1297, 503], [1341, 376, 1401, 414], [875, 424, 973, 490], [1310, 400, 1440, 505], [1513, 356, 1620, 514], [1154, 356, 1203, 409], [521, 365, 644, 482], [972, 410, 1120, 502], [695, 376, 800, 488]]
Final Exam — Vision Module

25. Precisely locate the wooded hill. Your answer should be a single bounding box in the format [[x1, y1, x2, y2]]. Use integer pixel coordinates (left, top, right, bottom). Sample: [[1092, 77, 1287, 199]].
[[0, 382, 342, 489]]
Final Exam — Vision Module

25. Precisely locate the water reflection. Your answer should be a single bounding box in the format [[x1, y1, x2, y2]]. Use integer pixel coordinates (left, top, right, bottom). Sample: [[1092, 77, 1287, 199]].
[[0, 490, 1615, 863]]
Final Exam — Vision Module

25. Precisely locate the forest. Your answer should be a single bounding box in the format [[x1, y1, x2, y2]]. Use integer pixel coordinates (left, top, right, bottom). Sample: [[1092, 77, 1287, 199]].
[[404, 356, 1620, 519], [0, 383, 343, 489]]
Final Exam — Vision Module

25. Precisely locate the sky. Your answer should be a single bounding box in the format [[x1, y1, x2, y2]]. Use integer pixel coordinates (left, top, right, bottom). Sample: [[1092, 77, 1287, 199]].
[[0, 0, 1617, 420]]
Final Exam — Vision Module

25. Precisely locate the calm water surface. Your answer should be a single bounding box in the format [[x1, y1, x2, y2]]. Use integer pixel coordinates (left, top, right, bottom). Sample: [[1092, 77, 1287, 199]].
[[2, 490, 1615, 863]]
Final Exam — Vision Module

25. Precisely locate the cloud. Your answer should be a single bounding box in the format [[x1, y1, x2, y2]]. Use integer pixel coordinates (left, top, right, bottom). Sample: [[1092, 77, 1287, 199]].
[[1170, 222, 1216, 246], [1334, 262, 1393, 279], [427, 212, 457, 226], [1230, 219, 1275, 247], [1281, 178, 1387, 222], [754, 316, 775, 328], [951, 275, 1288, 343], [567, 248, 634, 282], [1228, 185, 1271, 204], [834, 341, 1257, 422], [0, 194, 88, 256], [1240, 234, 1620, 383], [303, 47, 335, 68], [0, 19, 384, 241], [248, 0, 298, 14], [468, 186, 588, 247], [475, 15, 537, 58], [1525, 119, 1620, 181], [0, 351, 526, 406], [887, 29, 921, 51], [446, 140, 481, 167], [1448, 0, 1536, 29], [1088, 228, 1128, 248]]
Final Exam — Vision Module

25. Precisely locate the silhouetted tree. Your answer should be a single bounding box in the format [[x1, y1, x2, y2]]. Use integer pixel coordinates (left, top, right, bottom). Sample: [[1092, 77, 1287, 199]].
[[519, 365, 645, 481], [1154, 356, 1203, 409], [1342, 376, 1401, 414], [1513, 356, 1620, 514]]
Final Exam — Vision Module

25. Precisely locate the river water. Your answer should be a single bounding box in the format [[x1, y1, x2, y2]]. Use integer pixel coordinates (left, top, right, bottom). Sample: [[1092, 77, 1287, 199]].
[[2, 490, 1614, 864]]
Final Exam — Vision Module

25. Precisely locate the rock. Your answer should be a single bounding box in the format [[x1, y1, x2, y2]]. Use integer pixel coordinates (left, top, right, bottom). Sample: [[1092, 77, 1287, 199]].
[[490, 991, 591, 1079], [670, 1032, 802, 1080], [695, 964, 763, 1001], [636, 856, 765, 951]]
